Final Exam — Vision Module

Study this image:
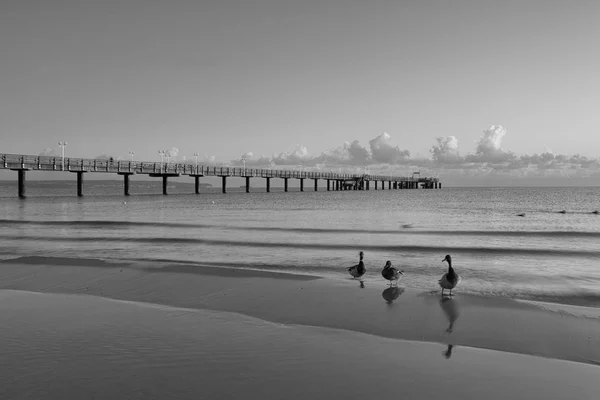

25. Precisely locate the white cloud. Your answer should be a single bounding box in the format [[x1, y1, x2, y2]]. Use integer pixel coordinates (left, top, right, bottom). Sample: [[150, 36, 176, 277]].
[[368, 132, 411, 164]]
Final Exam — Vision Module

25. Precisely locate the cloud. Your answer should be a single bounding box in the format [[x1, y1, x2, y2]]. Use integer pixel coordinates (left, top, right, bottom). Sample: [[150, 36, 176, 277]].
[[232, 152, 274, 167], [95, 154, 121, 160], [466, 125, 515, 163], [369, 132, 411, 164], [316, 140, 371, 165], [233, 133, 412, 168], [38, 148, 60, 156], [166, 147, 179, 158], [222, 124, 600, 183], [430, 136, 461, 164], [270, 145, 311, 165]]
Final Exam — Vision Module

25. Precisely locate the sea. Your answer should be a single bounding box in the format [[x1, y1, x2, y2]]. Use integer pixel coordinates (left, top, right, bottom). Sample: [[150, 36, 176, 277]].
[[1, 180, 599, 307]]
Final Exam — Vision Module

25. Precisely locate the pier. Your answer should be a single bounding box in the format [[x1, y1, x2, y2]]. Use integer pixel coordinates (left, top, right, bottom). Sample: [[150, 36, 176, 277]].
[[1, 153, 441, 198]]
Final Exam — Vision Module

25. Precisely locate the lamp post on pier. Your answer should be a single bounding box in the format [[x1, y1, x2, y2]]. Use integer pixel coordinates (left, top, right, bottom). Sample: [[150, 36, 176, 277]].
[[158, 150, 166, 172], [241, 157, 246, 176], [193, 152, 200, 174], [129, 151, 135, 161], [58, 141, 67, 170]]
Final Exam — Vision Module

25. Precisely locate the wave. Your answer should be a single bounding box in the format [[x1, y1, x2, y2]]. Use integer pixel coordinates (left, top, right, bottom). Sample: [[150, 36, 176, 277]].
[[0, 219, 211, 229], [2, 219, 600, 238], [2, 235, 599, 258]]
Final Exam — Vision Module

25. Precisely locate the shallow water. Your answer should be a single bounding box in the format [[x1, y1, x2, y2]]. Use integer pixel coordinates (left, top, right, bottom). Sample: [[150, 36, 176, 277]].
[[1, 290, 598, 400], [1, 181, 599, 306]]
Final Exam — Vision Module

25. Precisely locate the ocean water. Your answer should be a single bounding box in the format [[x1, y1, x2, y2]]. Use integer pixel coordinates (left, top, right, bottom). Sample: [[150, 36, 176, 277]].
[[1, 181, 599, 307]]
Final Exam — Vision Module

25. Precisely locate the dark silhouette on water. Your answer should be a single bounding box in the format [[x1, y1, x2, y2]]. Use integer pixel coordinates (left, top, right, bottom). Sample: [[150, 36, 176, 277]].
[[517, 213, 526, 217], [439, 297, 461, 333], [382, 286, 404, 305], [381, 261, 404, 286], [359, 281, 365, 289], [443, 344, 454, 359], [439, 254, 461, 296], [348, 251, 366, 279]]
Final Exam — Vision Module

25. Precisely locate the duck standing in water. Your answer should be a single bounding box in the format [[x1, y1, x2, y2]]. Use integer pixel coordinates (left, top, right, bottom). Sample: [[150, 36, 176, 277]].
[[348, 251, 366, 279], [381, 261, 404, 286], [439, 254, 461, 296]]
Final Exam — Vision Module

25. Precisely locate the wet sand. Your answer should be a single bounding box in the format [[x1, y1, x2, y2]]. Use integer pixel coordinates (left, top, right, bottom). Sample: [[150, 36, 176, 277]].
[[1, 258, 600, 398]]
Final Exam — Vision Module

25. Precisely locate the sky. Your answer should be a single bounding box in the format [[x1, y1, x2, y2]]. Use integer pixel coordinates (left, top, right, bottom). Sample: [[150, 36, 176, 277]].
[[1, 0, 600, 186]]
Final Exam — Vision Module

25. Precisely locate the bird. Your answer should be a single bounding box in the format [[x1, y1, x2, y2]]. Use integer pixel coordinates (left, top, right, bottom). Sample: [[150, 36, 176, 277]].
[[516, 213, 525, 217], [592, 210, 599, 215], [381, 261, 404, 286], [348, 251, 366, 279], [558, 210, 566, 214], [439, 254, 461, 296]]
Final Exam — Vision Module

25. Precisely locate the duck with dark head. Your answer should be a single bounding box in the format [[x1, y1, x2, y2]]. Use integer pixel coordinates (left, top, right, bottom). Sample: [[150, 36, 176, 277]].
[[381, 261, 404, 286], [439, 254, 461, 296], [348, 251, 366, 279]]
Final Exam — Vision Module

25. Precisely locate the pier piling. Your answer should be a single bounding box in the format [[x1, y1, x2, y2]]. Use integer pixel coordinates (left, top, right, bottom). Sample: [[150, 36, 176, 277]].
[[284, 178, 288, 192], [18, 169, 26, 198], [222, 176, 227, 194], [124, 174, 130, 196], [76, 171, 85, 197], [314, 179, 318, 192], [246, 177, 250, 193], [163, 176, 168, 195], [300, 178, 304, 192], [266, 177, 271, 193], [118, 173, 133, 196]]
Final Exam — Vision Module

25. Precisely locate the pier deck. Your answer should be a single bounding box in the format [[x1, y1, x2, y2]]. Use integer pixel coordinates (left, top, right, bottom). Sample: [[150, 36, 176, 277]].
[[1, 153, 441, 197]]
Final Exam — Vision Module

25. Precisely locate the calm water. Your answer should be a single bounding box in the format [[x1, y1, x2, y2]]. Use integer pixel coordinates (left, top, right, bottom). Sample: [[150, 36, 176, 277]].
[[1, 181, 599, 306]]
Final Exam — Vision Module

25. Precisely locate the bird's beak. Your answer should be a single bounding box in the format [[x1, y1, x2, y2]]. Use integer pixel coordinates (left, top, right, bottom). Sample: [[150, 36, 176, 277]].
[[400, 271, 404, 275]]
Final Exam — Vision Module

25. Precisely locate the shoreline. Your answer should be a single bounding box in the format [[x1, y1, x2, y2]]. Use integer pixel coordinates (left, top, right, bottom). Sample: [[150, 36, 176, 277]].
[[1, 258, 599, 367], [2, 289, 598, 399], [4, 255, 600, 309]]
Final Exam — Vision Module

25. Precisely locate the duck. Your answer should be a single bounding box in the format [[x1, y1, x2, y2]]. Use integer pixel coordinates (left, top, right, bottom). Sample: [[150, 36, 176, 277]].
[[348, 251, 366, 279], [439, 254, 461, 296], [381, 261, 404, 286], [592, 210, 599, 215]]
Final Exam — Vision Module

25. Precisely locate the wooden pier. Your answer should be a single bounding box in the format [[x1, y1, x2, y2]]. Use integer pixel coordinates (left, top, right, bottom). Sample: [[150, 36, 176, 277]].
[[0, 153, 441, 198]]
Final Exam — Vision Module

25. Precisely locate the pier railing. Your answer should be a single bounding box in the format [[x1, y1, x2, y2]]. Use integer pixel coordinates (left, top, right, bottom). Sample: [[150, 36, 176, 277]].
[[1, 153, 438, 183], [1, 153, 441, 197]]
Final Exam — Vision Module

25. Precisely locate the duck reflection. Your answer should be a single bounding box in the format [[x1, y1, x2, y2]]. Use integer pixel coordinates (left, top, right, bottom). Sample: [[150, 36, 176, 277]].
[[359, 280, 365, 289], [439, 297, 461, 333], [443, 344, 454, 359], [382, 286, 405, 305]]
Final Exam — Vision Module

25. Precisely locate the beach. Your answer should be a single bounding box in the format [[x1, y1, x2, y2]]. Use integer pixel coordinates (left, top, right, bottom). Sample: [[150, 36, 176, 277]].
[[1, 257, 599, 399]]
